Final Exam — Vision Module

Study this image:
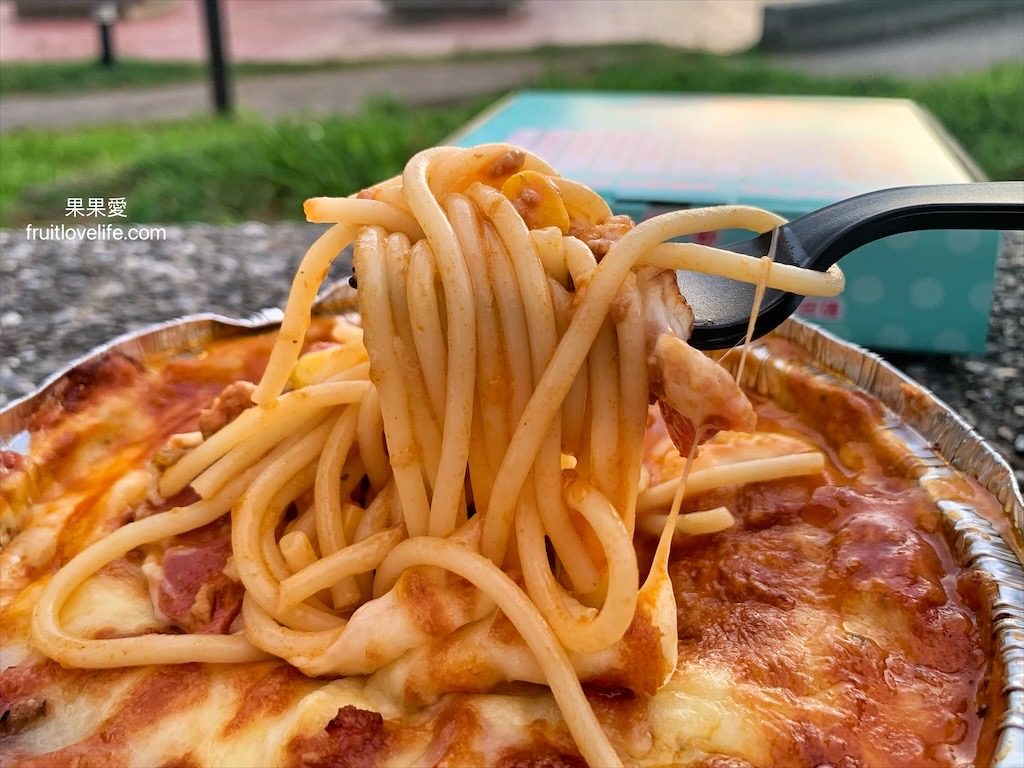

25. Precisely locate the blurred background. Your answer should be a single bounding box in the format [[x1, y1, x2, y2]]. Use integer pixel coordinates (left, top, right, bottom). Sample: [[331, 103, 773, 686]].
[[0, 0, 1021, 226], [0, 0, 1022, 481]]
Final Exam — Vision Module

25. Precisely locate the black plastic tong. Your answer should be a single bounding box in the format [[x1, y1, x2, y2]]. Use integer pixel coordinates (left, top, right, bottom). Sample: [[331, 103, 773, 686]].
[[681, 181, 1024, 350]]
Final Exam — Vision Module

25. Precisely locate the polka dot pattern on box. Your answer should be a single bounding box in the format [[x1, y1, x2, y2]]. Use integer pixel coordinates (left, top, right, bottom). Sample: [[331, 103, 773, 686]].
[[933, 328, 969, 353], [875, 324, 910, 348], [945, 230, 982, 254], [908, 277, 945, 310], [969, 282, 993, 314], [849, 275, 884, 305], [888, 231, 919, 251]]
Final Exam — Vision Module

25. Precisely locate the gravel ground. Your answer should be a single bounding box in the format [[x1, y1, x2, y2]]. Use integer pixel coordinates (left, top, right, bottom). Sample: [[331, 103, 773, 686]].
[[0, 223, 1021, 488]]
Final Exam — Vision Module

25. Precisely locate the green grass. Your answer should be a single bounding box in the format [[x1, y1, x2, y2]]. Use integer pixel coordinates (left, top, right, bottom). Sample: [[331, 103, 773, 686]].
[[2, 47, 1020, 227], [0, 59, 207, 95], [2, 99, 485, 225], [0, 118, 242, 221]]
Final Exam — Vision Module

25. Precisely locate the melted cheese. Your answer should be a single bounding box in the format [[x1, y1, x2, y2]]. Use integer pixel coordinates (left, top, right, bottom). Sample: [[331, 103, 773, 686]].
[[60, 571, 164, 639], [0, 329, 1001, 768], [650, 665, 772, 764]]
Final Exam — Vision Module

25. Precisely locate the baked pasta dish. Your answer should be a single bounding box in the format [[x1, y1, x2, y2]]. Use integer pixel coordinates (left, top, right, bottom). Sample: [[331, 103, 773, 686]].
[[0, 145, 1013, 767]]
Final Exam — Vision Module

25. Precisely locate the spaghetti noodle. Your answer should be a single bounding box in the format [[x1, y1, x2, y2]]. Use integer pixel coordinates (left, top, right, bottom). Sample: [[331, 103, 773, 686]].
[[31, 144, 843, 767]]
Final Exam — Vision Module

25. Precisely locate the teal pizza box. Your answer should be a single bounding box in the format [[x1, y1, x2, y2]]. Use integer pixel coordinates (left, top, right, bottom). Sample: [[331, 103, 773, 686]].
[[448, 91, 1000, 354]]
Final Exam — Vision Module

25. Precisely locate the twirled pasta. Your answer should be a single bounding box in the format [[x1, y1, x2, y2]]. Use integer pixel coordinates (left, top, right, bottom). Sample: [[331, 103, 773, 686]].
[[32, 144, 840, 768]]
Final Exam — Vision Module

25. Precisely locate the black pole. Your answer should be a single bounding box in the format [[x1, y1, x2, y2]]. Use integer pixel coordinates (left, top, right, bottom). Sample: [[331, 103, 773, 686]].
[[94, 1, 117, 67], [202, 0, 233, 116], [99, 22, 114, 66]]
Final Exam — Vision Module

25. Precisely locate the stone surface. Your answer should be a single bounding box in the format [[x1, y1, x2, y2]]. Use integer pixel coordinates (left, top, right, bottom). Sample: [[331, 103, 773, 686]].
[[1, 223, 1021, 489], [0, 221, 341, 400]]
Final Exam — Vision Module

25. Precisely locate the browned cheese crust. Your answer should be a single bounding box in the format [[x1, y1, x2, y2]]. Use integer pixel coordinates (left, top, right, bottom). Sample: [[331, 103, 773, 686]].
[[0, 329, 1006, 768]]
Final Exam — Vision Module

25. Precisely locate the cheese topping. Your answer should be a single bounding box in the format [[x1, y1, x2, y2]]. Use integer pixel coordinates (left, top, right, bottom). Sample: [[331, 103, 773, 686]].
[[0, 329, 999, 767]]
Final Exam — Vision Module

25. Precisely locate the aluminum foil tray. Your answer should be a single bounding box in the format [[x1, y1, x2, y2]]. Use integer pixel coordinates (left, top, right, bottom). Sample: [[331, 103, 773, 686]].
[[734, 320, 1024, 768], [1, 288, 1021, 767]]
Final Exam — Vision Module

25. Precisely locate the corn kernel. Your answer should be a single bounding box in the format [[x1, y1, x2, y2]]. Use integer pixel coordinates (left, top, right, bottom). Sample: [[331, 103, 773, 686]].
[[501, 170, 570, 233]]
